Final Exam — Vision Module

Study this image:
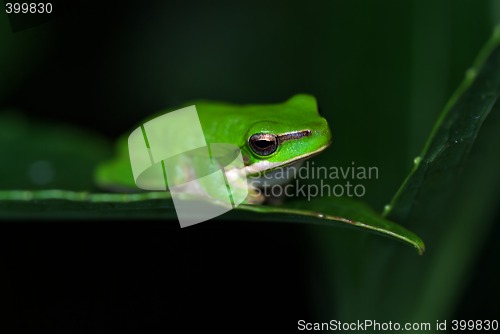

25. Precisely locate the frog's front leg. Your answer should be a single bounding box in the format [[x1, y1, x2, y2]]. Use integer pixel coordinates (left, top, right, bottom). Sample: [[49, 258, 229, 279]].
[[222, 167, 265, 205], [246, 161, 305, 205], [244, 184, 266, 204]]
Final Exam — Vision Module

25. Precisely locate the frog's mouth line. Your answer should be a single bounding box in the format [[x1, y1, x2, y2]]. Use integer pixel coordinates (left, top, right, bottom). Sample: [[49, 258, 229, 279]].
[[244, 142, 331, 176]]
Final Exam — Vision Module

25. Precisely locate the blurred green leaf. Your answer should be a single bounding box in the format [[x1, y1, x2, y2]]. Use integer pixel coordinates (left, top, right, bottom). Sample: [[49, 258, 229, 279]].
[[0, 113, 111, 190]]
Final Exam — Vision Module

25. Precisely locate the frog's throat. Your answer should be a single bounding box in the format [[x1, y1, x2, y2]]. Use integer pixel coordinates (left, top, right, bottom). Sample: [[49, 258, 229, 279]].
[[243, 143, 330, 175]]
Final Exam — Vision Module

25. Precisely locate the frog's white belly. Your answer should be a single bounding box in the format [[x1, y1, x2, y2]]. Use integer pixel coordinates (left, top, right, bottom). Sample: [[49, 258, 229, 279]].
[[177, 160, 304, 204]]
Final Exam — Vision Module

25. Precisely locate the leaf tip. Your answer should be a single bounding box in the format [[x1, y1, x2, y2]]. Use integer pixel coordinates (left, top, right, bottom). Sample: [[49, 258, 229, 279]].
[[416, 240, 426, 256]]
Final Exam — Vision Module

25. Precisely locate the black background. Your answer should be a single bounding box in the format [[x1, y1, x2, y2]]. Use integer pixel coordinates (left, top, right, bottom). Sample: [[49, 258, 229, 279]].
[[1, 0, 499, 332]]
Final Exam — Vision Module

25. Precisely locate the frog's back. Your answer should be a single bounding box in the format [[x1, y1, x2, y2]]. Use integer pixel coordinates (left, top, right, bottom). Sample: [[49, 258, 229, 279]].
[[193, 94, 319, 147]]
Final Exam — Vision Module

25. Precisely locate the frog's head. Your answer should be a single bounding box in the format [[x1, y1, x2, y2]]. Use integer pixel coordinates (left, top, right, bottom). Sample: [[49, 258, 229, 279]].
[[243, 94, 332, 174]]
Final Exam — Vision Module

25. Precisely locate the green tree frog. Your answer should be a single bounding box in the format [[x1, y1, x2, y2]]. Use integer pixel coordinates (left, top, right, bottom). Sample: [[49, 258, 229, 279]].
[[95, 94, 332, 204]]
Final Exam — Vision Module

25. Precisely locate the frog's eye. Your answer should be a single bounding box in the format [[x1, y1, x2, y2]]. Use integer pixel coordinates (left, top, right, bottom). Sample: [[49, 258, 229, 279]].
[[249, 133, 278, 156]]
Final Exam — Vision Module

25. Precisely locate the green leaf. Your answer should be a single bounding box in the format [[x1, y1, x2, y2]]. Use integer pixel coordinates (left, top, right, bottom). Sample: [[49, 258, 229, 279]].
[[239, 197, 425, 255], [0, 113, 424, 256], [0, 189, 425, 255]]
